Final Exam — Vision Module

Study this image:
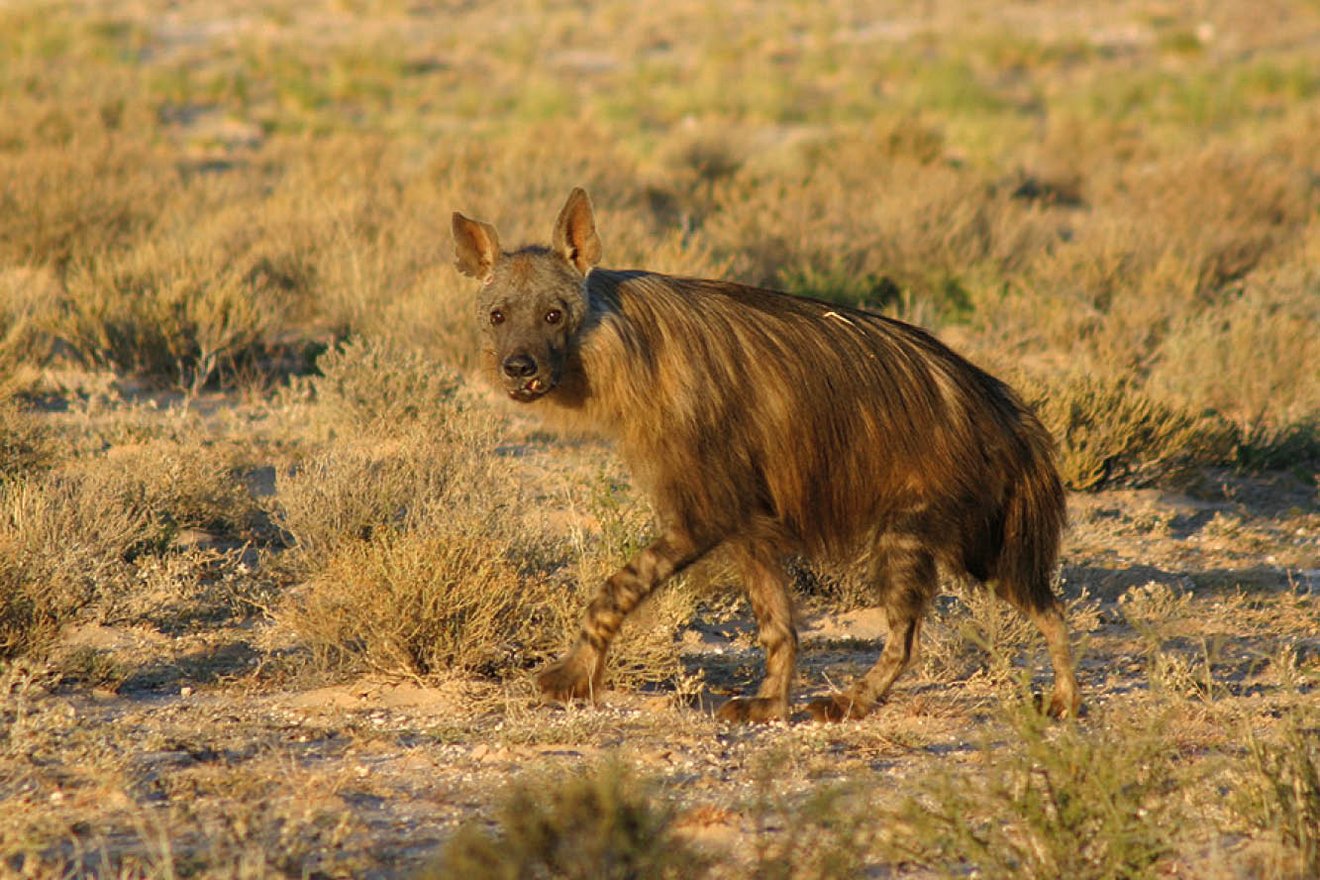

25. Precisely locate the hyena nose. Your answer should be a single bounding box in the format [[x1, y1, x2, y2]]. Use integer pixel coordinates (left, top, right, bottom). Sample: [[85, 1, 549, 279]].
[[502, 354, 538, 378]]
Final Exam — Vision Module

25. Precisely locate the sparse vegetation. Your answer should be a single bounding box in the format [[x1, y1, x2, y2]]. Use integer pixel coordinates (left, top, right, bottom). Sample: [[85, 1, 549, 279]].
[[0, 0, 1315, 876], [1233, 709, 1320, 878], [0, 435, 258, 662], [888, 700, 1183, 879], [281, 515, 566, 679], [0, 397, 53, 477]]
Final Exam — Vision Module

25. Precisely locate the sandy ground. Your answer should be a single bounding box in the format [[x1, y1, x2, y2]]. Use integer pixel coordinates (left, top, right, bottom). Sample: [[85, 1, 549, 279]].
[[2, 425, 1315, 876]]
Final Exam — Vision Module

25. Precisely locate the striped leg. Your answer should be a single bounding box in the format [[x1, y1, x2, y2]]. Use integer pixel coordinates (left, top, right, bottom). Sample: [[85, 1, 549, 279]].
[[537, 530, 704, 703], [808, 536, 934, 722], [716, 544, 797, 723]]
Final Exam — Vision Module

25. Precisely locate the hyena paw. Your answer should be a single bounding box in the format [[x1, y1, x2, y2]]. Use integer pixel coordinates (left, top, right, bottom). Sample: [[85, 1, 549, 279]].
[[535, 655, 599, 703], [715, 696, 788, 724], [805, 694, 871, 723], [1039, 688, 1082, 721]]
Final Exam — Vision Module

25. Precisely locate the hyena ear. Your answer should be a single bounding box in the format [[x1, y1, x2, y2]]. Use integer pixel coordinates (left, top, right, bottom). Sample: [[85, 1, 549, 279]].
[[452, 212, 501, 282], [552, 187, 602, 276]]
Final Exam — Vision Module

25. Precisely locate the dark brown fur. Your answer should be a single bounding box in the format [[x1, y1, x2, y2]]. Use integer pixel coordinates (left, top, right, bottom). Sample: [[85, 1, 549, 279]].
[[453, 189, 1080, 722]]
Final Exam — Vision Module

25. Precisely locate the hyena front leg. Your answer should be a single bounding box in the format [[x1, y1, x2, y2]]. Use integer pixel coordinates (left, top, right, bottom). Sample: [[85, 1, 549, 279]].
[[716, 544, 797, 723], [537, 530, 705, 703]]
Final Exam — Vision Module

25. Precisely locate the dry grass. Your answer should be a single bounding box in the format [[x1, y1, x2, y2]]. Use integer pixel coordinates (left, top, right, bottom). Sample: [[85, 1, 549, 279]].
[[0, 0, 1316, 876], [0, 433, 258, 662], [269, 341, 560, 679], [0, 469, 149, 660], [1233, 708, 1320, 878], [283, 521, 565, 679], [271, 342, 697, 688], [0, 397, 53, 477]]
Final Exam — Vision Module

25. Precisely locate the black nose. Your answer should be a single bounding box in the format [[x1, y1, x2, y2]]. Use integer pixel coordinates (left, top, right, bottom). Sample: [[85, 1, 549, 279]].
[[502, 354, 538, 378]]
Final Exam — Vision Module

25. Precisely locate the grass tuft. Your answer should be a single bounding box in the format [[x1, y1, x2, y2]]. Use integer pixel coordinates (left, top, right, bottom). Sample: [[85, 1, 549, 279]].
[[429, 760, 708, 880], [0, 434, 259, 663], [1232, 709, 1320, 878], [303, 336, 462, 432], [0, 470, 150, 662], [0, 398, 54, 478]]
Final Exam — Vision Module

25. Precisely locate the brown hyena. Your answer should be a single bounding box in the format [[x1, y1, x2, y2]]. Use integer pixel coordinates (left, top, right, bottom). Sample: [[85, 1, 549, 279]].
[[452, 188, 1080, 723]]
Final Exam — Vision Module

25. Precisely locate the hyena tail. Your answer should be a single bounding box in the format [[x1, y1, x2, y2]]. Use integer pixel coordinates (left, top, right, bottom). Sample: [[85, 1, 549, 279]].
[[994, 423, 1081, 718], [995, 431, 1067, 612]]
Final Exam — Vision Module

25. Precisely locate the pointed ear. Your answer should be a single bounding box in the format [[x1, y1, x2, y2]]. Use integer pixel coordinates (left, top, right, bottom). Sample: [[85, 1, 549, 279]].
[[452, 212, 500, 282], [552, 187, 602, 275]]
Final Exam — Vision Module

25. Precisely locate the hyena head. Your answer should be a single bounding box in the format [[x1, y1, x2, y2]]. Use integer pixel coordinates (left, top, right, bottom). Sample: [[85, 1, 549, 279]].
[[451, 188, 602, 402]]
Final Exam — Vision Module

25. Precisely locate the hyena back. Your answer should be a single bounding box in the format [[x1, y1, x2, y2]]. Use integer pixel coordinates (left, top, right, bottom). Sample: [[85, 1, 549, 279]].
[[452, 188, 1080, 722]]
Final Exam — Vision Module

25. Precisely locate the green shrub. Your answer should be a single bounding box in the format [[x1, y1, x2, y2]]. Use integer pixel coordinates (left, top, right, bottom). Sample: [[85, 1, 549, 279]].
[[889, 701, 1181, 879], [1232, 709, 1320, 878]]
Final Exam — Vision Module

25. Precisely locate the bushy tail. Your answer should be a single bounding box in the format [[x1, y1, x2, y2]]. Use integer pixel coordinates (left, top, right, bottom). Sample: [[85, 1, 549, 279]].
[[997, 421, 1067, 611]]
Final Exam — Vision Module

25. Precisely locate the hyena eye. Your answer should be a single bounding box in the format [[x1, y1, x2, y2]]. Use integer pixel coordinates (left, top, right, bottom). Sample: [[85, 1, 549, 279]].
[[489, 309, 505, 325], [545, 308, 563, 325]]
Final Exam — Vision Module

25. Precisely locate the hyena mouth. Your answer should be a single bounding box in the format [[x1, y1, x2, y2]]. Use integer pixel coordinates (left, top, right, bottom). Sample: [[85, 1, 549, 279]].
[[508, 377, 552, 402]]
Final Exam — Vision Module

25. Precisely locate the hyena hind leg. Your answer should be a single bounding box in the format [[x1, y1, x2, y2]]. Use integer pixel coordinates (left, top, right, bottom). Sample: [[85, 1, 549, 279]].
[[807, 544, 935, 722], [716, 544, 797, 723], [991, 578, 1082, 719], [1028, 599, 1081, 719]]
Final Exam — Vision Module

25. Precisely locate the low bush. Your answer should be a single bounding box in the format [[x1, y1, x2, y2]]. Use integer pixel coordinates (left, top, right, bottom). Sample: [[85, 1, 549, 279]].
[[888, 701, 1182, 878], [281, 519, 565, 678], [0, 267, 60, 390], [1023, 375, 1238, 491], [0, 470, 150, 661], [430, 760, 707, 880], [273, 422, 497, 570], [0, 434, 259, 662], [58, 229, 296, 392], [0, 397, 53, 478], [301, 336, 462, 432]]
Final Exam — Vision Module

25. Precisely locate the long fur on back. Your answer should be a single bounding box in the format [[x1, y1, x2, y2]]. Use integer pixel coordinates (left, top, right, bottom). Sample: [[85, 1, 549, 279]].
[[532, 267, 1065, 610]]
